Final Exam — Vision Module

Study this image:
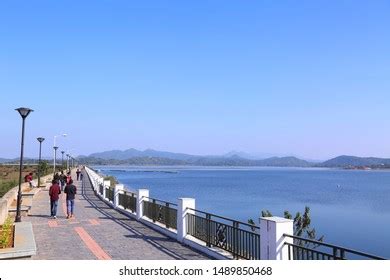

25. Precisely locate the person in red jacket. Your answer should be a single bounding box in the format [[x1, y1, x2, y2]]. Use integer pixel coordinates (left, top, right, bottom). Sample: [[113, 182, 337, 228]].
[[49, 179, 61, 219], [25, 172, 33, 188]]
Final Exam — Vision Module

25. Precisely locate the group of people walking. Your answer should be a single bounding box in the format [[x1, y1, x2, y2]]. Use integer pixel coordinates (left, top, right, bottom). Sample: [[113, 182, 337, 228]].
[[49, 168, 83, 219]]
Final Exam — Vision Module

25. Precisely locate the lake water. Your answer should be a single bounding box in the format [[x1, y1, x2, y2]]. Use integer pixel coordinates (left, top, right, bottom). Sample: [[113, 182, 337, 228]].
[[94, 166, 390, 258]]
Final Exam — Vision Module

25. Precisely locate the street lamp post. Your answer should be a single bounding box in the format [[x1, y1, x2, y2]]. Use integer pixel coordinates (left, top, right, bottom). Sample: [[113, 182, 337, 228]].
[[37, 137, 45, 188], [53, 146, 59, 174], [53, 134, 66, 173], [61, 151, 65, 168], [15, 107, 33, 223], [66, 154, 70, 171]]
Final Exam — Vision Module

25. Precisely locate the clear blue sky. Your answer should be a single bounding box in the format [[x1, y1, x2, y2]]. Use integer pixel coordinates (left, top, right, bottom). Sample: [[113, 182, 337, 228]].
[[1, 0, 389, 160]]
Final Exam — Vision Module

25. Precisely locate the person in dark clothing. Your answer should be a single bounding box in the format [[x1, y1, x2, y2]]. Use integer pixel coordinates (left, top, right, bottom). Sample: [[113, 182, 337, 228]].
[[76, 169, 81, 181], [59, 171, 66, 191], [64, 179, 77, 219], [80, 172, 83, 181], [49, 179, 61, 218], [53, 173, 60, 186]]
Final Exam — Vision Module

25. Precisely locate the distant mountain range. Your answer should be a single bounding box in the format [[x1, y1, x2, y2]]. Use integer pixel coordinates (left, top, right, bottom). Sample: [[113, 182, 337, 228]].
[[78, 149, 390, 168], [88, 148, 200, 161], [2, 150, 390, 168], [86, 149, 311, 166], [77, 155, 312, 167], [0, 158, 10, 163]]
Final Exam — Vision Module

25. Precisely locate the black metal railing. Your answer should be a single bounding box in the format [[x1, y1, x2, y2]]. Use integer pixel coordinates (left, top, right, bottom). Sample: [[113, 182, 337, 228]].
[[118, 191, 137, 213], [99, 183, 103, 195], [105, 187, 114, 202], [143, 197, 178, 229], [186, 209, 260, 260], [284, 234, 386, 260]]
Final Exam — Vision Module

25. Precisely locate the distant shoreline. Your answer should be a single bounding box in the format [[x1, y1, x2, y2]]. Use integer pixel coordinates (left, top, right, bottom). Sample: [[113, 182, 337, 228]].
[[3, 162, 390, 171], [90, 165, 390, 172], [4, 153, 390, 170]]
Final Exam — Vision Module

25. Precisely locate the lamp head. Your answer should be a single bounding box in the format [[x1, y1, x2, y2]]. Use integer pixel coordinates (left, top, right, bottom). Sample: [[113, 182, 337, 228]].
[[61, 151, 65, 154], [53, 146, 59, 150], [37, 137, 45, 143], [15, 107, 33, 119]]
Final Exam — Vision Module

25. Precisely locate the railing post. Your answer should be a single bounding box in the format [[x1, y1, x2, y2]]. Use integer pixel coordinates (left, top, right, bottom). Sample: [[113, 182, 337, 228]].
[[152, 199, 157, 222], [333, 248, 337, 260], [340, 249, 346, 260], [260, 216, 294, 260], [206, 213, 211, 247], [177, 198, 195, 243], [122, 191, 127, 209], [98, 178, 104, 192], [93, 177, 97, 191], [136, 189, 149, 221], [131, 193, 135, 213], [233, 221, 239, 259], [92, 178, 96, 193], [103, 180, 110, 199], [114, 184, 124, 208], [165, 202, 170, 228]]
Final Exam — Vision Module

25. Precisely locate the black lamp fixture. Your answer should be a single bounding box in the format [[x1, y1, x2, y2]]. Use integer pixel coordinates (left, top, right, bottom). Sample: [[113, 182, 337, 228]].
[[37, 137, 45, 188], [61, 150, 65, 168], [66, 153, 70, 171], [15, 107, 34, 223], [53, 146, 59, 174]]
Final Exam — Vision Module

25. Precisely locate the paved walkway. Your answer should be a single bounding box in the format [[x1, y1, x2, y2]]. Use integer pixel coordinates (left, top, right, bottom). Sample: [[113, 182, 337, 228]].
[[25, 170, 209, 260]]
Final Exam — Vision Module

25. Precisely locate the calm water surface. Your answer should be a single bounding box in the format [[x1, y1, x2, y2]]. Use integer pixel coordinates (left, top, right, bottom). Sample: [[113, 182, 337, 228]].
[[95, 166, 390, 258]]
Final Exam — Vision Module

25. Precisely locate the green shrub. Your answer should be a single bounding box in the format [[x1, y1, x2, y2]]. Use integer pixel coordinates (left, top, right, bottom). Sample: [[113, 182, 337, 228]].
[[0, 180, 17, 198], [38, 161, 49, 177], [0, 216, 13, 249], [249, 206, 324, 248]]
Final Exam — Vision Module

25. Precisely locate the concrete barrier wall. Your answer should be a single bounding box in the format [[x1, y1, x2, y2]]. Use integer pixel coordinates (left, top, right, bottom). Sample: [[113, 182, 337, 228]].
[[0, 199, 8, 224], [2, 182, 29, 209], [0, 173, 53, 224]]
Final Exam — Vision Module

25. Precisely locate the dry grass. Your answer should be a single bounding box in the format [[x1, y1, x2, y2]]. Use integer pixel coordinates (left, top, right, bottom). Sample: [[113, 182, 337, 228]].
[[0, 165, 38, 197]]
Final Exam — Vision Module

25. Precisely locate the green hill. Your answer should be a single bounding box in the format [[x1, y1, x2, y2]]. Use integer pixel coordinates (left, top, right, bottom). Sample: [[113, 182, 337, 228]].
[[318, 155, 390, 167]]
